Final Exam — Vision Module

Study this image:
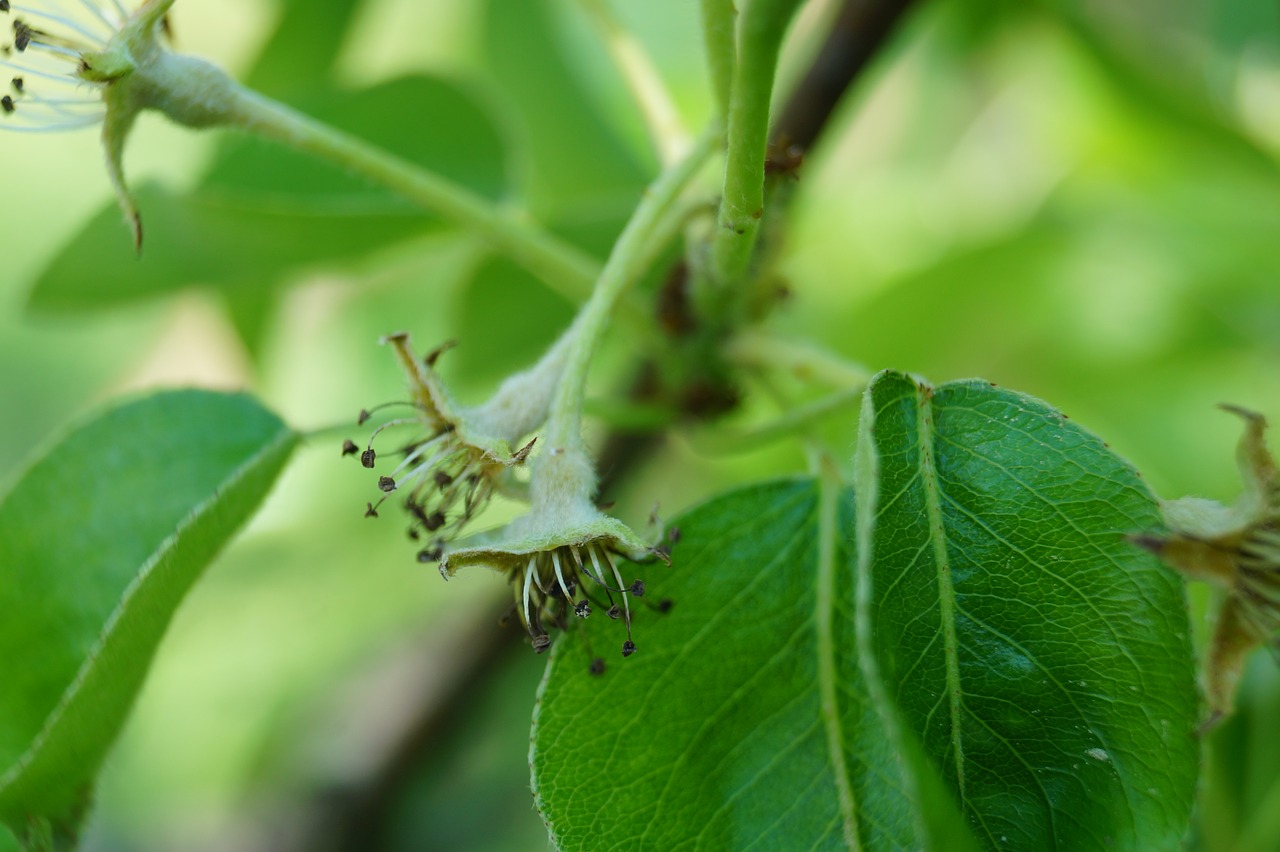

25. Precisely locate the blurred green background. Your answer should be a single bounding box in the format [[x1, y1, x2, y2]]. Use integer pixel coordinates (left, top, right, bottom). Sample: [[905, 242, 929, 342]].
[[1, 0, 1277, 849]]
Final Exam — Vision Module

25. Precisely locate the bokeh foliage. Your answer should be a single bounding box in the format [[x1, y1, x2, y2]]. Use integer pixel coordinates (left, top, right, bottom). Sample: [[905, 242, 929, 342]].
[[1, 0, 1277, 848]]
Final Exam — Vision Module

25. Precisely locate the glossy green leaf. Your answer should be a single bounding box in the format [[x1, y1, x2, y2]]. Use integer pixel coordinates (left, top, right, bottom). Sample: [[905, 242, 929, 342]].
[[532, 478, 923, 851], [0, 391, 298, 843], [854, 371, 1199, 850], [27, 74, 507, 314]]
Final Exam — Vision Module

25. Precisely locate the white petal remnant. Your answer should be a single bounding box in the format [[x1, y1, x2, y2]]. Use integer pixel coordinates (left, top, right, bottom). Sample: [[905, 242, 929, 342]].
[[0, 1, 119, 132], [2, 1, 245, 249], [1133, 405, 1280, 728]]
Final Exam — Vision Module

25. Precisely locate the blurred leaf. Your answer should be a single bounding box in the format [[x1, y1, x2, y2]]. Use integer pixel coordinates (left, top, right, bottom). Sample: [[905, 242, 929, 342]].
[[241, 0, 369, 97], [855, 371, 1200, 849], [27, 74, 508, 330], [532, 478, 921, 851], [481, 0, 648, 220], [383, 645, 549, 852], [0, 391, 298, 844], [452, 255, 575, 391]]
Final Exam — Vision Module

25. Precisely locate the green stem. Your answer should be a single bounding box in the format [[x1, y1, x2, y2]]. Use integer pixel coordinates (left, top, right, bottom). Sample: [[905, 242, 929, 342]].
[[545, 130, 718, 449], [700, 0, 737, 126], [723, 328, 871, 389], [709, 0, 805, 288], [690, 384, 865, 454], [220, 86, 601, 304]]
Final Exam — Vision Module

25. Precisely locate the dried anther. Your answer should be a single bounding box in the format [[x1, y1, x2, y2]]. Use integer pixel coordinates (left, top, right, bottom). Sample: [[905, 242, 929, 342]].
[[1133, 405, 1280, 728]]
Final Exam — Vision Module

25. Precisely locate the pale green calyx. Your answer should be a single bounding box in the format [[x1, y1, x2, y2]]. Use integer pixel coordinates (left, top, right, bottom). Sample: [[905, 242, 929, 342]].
[[350, 330, 663, 656], [2, 1, 244, 249], [441, 443, 660, 656]]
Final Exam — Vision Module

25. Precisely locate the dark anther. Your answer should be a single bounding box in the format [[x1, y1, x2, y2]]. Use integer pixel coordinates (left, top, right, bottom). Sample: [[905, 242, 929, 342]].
[[657, 598, 674, 614], [10, 76, 21, 93], [364, 502, 379, 518], [357, 408, 372, 425], [621, 640, 637, 657], [629, 580, 646, 597], [424, 511, 446, 532], [668, 526, 681, 544], [532, 633, 552, 654], [407, 528, 420, 541], [1, 94, 12, 114], [417, 545, 443, 563], [0, 2, 10, 13], [14, 22, 30, 52], [360, 448, 377, 468], [607, 605, 622, 620], [341, 439, 359, 457], [433, 471, 453, 489], [574, 600, 591, 618], [378, 476, 396, 492], [589, 658, 606, 676]]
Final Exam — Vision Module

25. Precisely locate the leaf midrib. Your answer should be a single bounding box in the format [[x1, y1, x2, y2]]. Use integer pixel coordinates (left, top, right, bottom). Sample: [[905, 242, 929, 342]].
[[915, 389, 966, 805], [814, 473, 859, 849]]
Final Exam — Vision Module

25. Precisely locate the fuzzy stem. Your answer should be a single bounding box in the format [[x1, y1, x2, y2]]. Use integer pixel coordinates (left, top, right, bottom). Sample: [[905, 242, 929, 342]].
[[723, 328, 870, 389], [578, 0, 689, 165], [218, 86, 600, 304], [544, 130, 718, 451], [709, 0, 805, 288], [700, 0, 737, 126]]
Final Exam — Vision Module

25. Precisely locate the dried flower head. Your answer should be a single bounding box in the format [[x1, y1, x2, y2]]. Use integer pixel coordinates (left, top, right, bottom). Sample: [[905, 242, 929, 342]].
[[2, 1, 244, 248], [441, 438, 665, 657], [349, 333, 537, 557], [1133, 405, 1280, 728]]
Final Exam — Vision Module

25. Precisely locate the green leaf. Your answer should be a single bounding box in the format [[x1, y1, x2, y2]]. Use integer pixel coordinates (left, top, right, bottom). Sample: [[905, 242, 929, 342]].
[[27, 74, 507, 315], [854, 371, 1199, 850], [531, 478, 922, 851], [241, 0, 369, 97], [0, 391, 298, 843], [481, 0, 648, 220], [452, 256, 575, 391]]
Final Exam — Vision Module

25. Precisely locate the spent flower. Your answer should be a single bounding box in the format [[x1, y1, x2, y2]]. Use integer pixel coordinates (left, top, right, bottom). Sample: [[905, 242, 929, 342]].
[[440, 432, 665, 657], [2, 0, 247, 249], [348, 332, 547, 559], [1133, 405, 1280, 727]]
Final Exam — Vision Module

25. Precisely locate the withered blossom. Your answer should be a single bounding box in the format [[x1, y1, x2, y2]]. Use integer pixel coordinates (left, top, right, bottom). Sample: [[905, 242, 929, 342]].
[[1133, 405, 1280, 728]]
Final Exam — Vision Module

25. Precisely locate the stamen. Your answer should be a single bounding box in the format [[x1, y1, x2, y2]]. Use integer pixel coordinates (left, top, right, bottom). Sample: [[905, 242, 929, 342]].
[[364, 417, 420, 452], [522, 555, 537, 632], [77, 0, 120, 35], [386, 434, 449, 479], [0, 60, 80, 85], [0, 113, 98, 130], [16, 7, 109, 46], [551, 549, 575, 601], [600, 544, 634, 641]]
